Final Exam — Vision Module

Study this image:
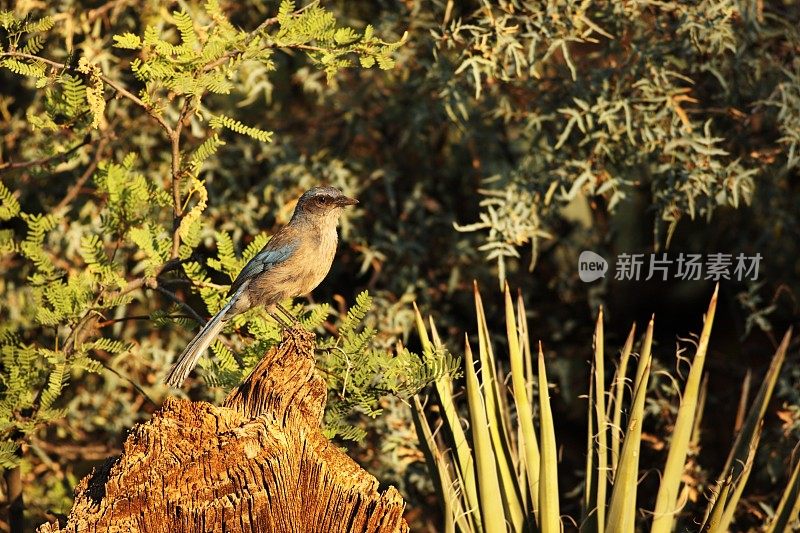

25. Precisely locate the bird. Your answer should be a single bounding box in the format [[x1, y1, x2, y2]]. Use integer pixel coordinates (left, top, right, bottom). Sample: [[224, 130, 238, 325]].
[[164, 186, 358, 387]]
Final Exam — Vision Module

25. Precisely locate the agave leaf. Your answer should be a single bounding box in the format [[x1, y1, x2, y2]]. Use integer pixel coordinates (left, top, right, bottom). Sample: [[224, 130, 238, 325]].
[[582, 356, 596, 532], [412, 394, 473, 533], [538, 342, 561, 533], [474, 283, 524, 529], [690, 376, 709, 450], [451, 453, 483, 532], [702, 476, 732, 533], [632, 315, 654, 396], [733, 369, 752, 433], [606, 317, 653, 533], [517, 291, 534, 406], [718, 329, 791, 487], [505, 283, 541, 523], [766, 448, 800, 533], [714, 423, 761, 531], [465, 337, 507, 533], [592, 309, 608, 533], [610, 323, 636, 480], [651, 286, 718, 533], [701, 422, 761, 532], [414, 304, 481, 525], [516, 423, 528, 506], [703, 329, 791, 529]]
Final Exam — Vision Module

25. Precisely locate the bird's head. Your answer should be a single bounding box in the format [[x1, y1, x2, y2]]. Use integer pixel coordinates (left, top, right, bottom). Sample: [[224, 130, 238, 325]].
[[293, 186, 358, 224]]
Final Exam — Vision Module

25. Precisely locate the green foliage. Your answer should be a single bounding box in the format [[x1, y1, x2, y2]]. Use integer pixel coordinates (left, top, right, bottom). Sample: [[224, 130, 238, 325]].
[[80, 234, 124, 288], [0, 57, 45, 78], [19, 212, 58, 278], [317, 291, 459, 441], [209, 115, 273, 143], [56, 75, 88, 117], [189, 134, 225, 171], [769, 62, 800, 170], [0, 339, 104, 469], [0, 179, 20, 220], [274, 0, 406, 80], [0, 4, 404, 523], [0, 440, 19, 469], [440, 0, 796, 282]]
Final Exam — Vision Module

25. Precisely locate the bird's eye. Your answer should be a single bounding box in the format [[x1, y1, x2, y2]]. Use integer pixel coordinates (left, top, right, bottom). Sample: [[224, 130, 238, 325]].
[[315, 197, 326, 207]]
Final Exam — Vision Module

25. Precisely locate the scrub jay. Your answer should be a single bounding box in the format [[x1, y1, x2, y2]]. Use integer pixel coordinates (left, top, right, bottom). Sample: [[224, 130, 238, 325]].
[[164, 186, 358, 387]]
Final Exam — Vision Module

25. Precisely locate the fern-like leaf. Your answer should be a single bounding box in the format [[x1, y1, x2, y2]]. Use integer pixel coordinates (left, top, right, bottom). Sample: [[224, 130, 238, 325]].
[[21, 16, 54, 34], [0, 441, 20, 469], [209, 115, 273, 143], [0, 181, 20, 221], [113, 32, 143, 49], [190, 134, 226, 171], [0, 58, 46, 78], [22, 35, 44, 54], [39, 363, 67, 411], [173, 11, 199, 50]]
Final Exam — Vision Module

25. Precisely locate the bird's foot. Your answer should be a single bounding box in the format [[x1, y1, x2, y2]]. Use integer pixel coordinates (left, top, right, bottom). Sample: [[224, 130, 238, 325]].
[[282, 323, 315, 342]]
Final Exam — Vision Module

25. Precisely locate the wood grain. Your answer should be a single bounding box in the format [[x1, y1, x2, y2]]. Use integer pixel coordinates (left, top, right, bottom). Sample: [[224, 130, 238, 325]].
[[39, 330, 408, 533]]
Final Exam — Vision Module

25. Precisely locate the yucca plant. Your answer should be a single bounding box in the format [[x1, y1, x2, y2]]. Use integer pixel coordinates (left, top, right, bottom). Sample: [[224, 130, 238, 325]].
[[412, 284, 798, 532]]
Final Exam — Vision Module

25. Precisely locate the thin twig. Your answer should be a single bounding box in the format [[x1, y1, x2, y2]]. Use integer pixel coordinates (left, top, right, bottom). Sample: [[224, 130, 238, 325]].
[[31, 437, 120, 461], [103, 77, 171, 133], [0, 137, 91, 173], [99, 363, 158, 407], [160, 278, 229, 290], [170, 96, 193, 258], [0, 51, 173, 134], [4, 462, 22, 533], [96, 314, 191, 328], [66, 256, 184, 351], [55, 135, 110, 211], [166, 3, 319, 257], [153, 285, 206, 325], [86, 0, 131, 23], [292, 44, 326, 52]]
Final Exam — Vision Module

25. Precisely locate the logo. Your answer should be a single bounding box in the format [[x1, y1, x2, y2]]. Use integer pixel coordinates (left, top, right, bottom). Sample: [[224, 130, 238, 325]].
[[579, 251, 608, 283]]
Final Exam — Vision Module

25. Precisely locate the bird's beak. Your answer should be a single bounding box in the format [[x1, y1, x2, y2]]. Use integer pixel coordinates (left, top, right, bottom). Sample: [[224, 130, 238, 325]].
[[336, 196, 359, 207]]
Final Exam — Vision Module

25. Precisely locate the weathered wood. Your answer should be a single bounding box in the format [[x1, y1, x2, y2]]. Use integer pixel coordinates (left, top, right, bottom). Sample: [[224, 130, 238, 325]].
[[38, 330, 409, 533]]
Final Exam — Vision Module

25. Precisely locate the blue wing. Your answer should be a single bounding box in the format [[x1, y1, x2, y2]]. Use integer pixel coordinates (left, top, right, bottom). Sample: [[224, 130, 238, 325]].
[[226, 231, 297, 296]]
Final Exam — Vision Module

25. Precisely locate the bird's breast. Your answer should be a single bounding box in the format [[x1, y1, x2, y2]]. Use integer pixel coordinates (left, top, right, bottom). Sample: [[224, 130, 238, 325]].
[[297, 226, 338, 294]]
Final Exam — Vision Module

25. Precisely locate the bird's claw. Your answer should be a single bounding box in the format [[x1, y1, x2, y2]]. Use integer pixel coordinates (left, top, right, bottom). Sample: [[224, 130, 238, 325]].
[[282, 324, 315, 341]]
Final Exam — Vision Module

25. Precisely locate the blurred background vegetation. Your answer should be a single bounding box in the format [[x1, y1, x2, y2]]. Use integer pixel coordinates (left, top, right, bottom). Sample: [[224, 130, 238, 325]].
[[1, 0, 799, 531]]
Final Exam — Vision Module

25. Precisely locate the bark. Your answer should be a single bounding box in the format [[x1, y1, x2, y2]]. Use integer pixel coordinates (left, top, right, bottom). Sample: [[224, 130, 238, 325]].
[[38, 330, 409, 533]]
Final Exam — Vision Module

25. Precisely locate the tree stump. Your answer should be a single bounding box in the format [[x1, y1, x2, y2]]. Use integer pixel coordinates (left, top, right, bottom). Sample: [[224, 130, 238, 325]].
[[38, 331, 409, 533]]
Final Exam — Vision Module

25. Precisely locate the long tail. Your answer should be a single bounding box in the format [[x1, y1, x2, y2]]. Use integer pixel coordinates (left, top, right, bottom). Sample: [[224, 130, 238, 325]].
[[164, 304, 230, 387]]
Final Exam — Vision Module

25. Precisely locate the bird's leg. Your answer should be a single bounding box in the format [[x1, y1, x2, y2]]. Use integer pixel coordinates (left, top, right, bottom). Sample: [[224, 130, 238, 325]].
[[276, 302, 300, 325], [275, 302, 313, 340], [268, 309, 292, 329]]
